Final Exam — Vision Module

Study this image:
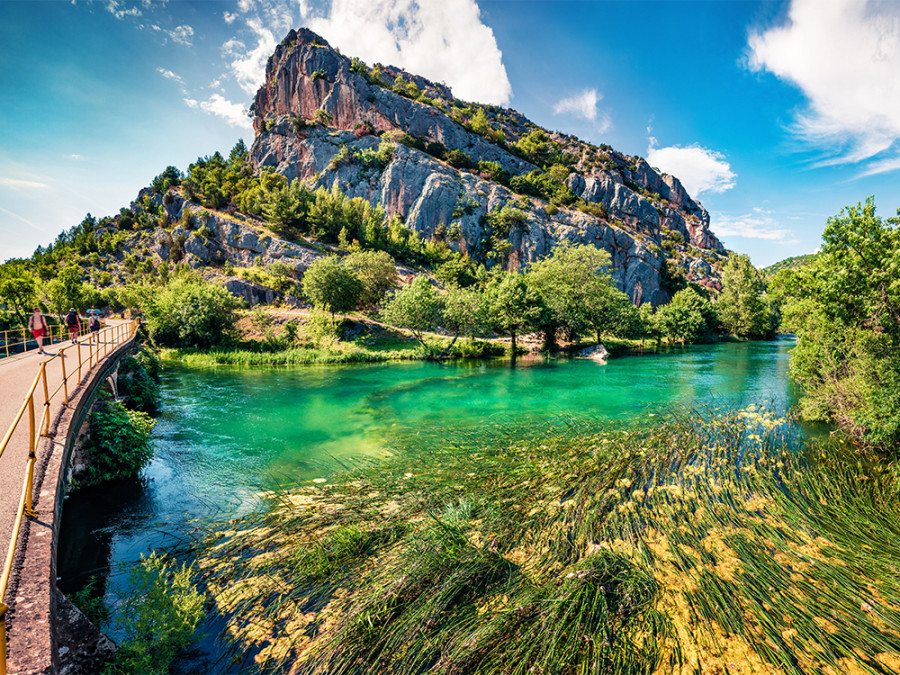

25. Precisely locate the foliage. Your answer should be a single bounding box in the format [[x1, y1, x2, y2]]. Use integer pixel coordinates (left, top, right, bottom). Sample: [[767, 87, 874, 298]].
[[435, 255, 482, 288], [442, 285, 487, 340], [510, 168, 576, 206], [445, 149, 474, 170], [80, 396, 155, 487], [150, 166, 183, 194], [381, 276, 442, 347], [118, 345, 162, 413], [104, 553, 205, 675], [45, 264, 89, 316], [484, 272, 545, 354], [343, 250, 398, 309], [590, 286, 643, 339], [655, 286, 717, 344], [774, 197, 900, 450], [514, 129, 562, 168], [526, 242, 614, 345], [145, 277, 240, 348], [302, 256, 364, 321], [716, 253, 774, 338], [0, 260, 37, 323]]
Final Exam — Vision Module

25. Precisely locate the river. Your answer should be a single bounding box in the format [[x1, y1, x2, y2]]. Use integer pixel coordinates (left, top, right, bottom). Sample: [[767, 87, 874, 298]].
[[57, 337, 798, 670]]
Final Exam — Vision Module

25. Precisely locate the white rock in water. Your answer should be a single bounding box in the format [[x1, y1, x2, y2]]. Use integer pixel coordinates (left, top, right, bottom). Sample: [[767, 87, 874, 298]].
[[577, 344, 609, 362]]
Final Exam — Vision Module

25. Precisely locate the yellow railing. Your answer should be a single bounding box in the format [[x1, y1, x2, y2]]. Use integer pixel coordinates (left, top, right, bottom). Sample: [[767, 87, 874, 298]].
[[0, 319, 139, 674], [1, 322, 94, 359]]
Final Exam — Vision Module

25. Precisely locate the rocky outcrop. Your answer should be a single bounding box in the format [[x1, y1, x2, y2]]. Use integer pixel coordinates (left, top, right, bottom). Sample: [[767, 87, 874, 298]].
[[249, 28, 727, 305]]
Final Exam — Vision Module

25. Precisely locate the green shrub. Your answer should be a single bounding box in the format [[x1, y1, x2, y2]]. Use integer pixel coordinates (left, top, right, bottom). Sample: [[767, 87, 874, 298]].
[[446, 149, 474, 170], [104, 553, 205, 675], [117, 345, 162, 413], [145, 278, 240, 348], [80, 396, 155, 487]]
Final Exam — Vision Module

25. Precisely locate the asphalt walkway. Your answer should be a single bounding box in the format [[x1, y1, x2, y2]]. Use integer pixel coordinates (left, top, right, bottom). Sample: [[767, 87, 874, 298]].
[[0, 322, 129, 573]]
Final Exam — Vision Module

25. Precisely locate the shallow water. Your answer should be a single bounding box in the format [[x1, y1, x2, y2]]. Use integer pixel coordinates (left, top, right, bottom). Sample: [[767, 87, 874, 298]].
[[56, 338, 798, 669]]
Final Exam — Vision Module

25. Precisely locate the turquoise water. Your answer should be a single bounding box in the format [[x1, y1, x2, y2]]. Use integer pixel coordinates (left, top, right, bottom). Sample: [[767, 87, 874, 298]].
[[56, 338, 798, 670]]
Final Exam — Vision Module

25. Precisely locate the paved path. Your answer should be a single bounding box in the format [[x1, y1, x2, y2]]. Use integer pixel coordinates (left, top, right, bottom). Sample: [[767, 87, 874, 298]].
[[0, 322, 129, 574]]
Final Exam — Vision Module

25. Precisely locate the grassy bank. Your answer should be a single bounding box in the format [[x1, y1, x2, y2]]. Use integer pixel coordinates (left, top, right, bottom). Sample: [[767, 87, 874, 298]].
[[197, 410, 900, 674]]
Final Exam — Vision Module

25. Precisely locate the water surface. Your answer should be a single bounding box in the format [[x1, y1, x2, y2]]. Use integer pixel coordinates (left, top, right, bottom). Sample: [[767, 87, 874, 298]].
[[57, 338, 798, 669]]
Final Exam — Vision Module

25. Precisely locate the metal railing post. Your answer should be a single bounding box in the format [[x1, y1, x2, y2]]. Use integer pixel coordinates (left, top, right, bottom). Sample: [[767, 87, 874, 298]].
[[61, 349, 69, 405], [77, 342, 83, 384], [24, 397, 37, 519], [41, 362, 50, 436], [0, 600, 8, 675]]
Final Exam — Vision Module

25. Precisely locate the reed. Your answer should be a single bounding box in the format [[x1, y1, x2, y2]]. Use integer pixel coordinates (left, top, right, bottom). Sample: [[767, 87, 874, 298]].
[[197, 407, 900, 674]]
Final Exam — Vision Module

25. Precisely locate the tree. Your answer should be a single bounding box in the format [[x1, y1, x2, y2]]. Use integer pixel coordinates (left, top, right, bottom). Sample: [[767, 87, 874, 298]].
[[301, 256, 364, 323], [775, 197, 900, 450], [145, 278, 240, 348], [638, 303, 659, 350], [0, 261, 37, 323], [716, 254, 771, 338], [343, 250, 398, 309], [381, 276, 442, 348], [656, 287, 717, 345], [440, 285, 486, 356], [484, 272, 544, 357], [45, 264, 87, 316], [526, 242, 615, 348], [588, 286, 642, 341]]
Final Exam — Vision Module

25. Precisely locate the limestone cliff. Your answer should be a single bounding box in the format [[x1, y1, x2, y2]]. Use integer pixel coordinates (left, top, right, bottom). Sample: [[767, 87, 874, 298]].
[[249, 28, 725, 306]]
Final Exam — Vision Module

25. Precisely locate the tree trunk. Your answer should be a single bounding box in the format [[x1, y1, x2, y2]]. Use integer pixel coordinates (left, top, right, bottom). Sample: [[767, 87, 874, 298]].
[[510, 329, 517, 361], [435, 331, 459, 360]]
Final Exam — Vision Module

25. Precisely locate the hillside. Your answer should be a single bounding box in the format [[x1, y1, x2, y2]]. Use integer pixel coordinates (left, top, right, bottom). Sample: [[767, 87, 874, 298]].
[[248, 28, 727, 306], [762, 253, 818, 276]]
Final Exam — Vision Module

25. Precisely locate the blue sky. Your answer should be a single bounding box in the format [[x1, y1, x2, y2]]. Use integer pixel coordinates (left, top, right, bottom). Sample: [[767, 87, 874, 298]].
[[2, 0, 900, 266]]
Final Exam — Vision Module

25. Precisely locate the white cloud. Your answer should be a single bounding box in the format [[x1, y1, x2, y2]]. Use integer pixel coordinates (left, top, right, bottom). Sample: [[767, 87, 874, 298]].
[[0, 177, 48, 190], [647, 142, 736, 197], [712, 208, 798, 243], [748, 0, 900, 173], [105, 0, 142, 19], [223, 19, 277, 95], [157, 67, 186, 91], [224, 11, 237, 24], [168, 24, 194, 46], [297, 0, 511, 105], [553, 89, 599, 121], [185, 94, 252, 129]]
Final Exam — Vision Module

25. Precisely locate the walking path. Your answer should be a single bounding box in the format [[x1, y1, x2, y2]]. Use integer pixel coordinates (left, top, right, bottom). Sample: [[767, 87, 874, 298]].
[[0, 321, 130, 593]]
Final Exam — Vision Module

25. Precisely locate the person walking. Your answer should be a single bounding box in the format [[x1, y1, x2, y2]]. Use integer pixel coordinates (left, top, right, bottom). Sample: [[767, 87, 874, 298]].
[[28, 307, 49, 354], [89, 310, 102, 346], [65, 307, 81, 343]]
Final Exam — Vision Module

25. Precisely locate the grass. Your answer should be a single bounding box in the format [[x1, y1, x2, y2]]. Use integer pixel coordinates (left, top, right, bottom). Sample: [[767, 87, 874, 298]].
[[195, 407, 900, 674]]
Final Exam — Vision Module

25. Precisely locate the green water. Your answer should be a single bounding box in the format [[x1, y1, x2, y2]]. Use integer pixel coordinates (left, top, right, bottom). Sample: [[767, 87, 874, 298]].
[[57, 338, 798, 671]]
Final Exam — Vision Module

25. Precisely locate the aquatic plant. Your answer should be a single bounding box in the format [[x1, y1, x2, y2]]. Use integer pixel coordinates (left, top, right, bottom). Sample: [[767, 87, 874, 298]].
[[197, 408, 900, 674]]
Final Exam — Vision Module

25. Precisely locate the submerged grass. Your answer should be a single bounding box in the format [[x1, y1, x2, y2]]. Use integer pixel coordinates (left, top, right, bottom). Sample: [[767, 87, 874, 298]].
[[197, 408, 900, 674]]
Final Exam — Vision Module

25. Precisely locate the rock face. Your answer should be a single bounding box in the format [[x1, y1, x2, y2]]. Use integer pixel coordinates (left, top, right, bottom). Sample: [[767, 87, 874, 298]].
[[249, 28, 727, 306]]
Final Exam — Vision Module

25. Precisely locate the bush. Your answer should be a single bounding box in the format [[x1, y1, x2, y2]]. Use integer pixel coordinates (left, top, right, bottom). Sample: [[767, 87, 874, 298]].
[[446, 149, 474, 170], [104, 553, 205, 675], [117, 345, 162, 413], [145, 278, 240, 348], [343, 250, 398, 309], [80, 396, 155, 487], [302, 256, 364, 321]]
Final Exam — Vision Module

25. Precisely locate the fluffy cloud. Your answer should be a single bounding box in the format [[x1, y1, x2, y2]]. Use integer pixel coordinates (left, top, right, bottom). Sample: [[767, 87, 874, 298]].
[[223, 11, 237, 24], [553, 89, 597, 120], [304, 0, 510, 104], [150, 23, 195, 46], [105, 0, 142, 20], [185, 94, 252, 129], [223, 18, 277, 95], [157, 67, 186, 92], [711, 208, 797, 243], [748, 0, 900, 173], [647, 142, 736, 197]]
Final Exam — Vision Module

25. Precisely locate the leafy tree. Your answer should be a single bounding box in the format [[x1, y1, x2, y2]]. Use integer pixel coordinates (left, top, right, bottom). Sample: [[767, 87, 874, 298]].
[[656, 287, 717, 345], [716, 254, 772, 338], [514, 130, 560, 168], [638, 303, 659, 349], [435, 255, 482, 288], [484, 272, 544, 356], [442, 285, 486, 343], [588, 286, 642, 341], [301, 256, 363, 322], [0, 260, 37, 323], [526, 242, 615, 348], [343, 250, 398, 309], [81, 395, 155, 485], [381, 276, 442, 348], [45, 264, 87, 316], [151, 166, 183, 193], [775, 197, 900, 450], [145, 278, 240, 348]]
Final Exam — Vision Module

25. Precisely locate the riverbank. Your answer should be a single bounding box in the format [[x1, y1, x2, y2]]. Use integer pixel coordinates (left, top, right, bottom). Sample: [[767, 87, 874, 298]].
[[198, 409, 900, 674]]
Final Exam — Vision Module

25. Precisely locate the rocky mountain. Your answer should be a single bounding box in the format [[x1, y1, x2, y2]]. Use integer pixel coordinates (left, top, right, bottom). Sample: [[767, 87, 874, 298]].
[[248, 28, 727, 306]]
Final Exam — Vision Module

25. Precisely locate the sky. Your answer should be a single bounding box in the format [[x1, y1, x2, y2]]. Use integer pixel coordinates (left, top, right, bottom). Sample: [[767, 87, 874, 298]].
[[3, 0, 900, 267]]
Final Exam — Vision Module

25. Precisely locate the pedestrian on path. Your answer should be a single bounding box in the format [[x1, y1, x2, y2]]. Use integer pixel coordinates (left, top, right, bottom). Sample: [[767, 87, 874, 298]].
[[65, 308, 81, 343], [89, 310, 101, 346], [28, 307, 49, 354]]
